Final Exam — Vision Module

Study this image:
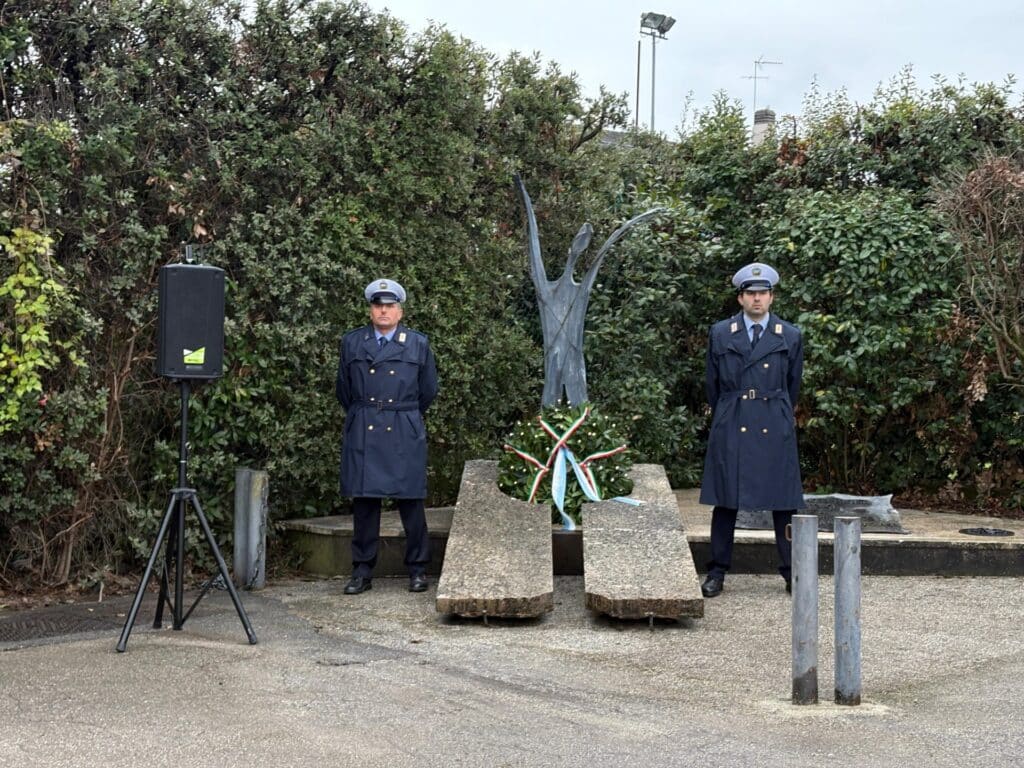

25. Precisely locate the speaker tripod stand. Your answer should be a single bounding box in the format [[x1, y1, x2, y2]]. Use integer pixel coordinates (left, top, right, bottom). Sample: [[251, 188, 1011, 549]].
[[117, 379, 257, 652]]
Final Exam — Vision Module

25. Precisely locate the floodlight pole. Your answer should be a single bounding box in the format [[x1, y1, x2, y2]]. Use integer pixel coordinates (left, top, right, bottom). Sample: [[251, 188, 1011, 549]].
[[650, 33, 657, 130], [638, 13, 674, 133], [635, 40, 641, 129]]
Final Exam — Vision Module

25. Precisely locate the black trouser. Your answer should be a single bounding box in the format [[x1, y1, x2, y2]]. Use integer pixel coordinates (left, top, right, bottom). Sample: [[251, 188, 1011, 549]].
[[707, 506, 793, 582], [351, 497, 430, 578]]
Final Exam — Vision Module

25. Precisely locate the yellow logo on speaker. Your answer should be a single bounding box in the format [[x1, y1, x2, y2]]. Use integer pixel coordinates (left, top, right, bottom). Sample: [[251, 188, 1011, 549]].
[[183, 347, 206, 365]]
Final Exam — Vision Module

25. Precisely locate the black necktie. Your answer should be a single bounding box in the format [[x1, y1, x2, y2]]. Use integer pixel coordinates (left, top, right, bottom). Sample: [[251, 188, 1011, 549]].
[[378, 337, 386, 350], [751, 324, 762, 347]]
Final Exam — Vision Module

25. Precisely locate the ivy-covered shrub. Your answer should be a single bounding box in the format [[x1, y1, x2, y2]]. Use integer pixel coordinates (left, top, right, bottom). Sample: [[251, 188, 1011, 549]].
[[0, 226, 104, 584]]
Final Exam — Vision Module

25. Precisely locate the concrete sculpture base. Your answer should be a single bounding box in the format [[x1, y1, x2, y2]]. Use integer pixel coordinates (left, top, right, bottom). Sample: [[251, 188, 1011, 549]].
[[583, 464, 704, 620], [435, 461, 554, 618]]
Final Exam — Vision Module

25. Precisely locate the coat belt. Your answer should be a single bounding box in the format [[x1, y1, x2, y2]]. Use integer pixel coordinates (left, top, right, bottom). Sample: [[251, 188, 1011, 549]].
[[719, 388, 788, 403], [355, 400, 420, 412]]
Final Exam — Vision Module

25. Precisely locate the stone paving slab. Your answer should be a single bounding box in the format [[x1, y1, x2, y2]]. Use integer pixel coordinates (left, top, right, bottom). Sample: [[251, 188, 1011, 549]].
[[583, 464, 704, 620], [435, 460, 553, 618]]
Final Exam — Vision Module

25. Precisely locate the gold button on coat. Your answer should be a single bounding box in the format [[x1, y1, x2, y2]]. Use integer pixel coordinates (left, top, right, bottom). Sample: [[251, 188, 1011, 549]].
[[740, 427, 747, 432]]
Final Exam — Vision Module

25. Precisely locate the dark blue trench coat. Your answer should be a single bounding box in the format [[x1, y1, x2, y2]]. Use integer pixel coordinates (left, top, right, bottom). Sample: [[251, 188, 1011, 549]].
[[336, 324, 438, 499], [699, 312, 805, 511]]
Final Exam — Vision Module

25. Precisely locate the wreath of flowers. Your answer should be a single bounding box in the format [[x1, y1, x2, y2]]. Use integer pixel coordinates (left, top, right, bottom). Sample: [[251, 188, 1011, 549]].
[[498, 402, 633, 528]]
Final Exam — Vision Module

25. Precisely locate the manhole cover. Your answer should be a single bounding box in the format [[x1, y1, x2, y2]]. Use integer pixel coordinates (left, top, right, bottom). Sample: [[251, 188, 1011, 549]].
[[959, 527, 1015, 537], [0, 613, 124, 643]]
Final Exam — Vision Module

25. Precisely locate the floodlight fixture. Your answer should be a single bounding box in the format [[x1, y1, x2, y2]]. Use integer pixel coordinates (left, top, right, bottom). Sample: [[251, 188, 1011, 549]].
[[640, 12, 676, 37]]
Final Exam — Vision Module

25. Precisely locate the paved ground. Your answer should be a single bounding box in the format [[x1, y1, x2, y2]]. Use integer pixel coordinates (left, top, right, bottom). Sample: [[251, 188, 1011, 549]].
[[2, 573, 1022, 767]]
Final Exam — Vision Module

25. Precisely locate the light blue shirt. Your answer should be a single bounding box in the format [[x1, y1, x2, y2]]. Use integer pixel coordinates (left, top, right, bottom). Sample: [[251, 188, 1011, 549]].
[[743, 314, 766, 344], [374, 330, 395, 345]]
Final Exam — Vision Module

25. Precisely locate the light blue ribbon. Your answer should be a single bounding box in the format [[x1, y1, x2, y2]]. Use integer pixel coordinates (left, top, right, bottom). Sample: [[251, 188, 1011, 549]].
[[610, 496, 644, 506], [550, 447, 643, 530], [566, 449, 602, 502], [551, 447, 575, 530]]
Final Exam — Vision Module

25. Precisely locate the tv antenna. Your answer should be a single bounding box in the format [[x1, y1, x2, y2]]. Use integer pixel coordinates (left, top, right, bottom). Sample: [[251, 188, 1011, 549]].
[[742, 55, 782, 115]]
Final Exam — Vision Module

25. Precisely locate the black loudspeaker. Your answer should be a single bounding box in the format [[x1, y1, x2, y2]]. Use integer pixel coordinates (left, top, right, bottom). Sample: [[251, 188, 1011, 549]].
[[156, 263, 225, 380]]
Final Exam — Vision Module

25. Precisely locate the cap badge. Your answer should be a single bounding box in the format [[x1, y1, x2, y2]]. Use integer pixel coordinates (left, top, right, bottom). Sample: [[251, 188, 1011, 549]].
[[379, 281, 388, 289], [752, 267, 761, 276]]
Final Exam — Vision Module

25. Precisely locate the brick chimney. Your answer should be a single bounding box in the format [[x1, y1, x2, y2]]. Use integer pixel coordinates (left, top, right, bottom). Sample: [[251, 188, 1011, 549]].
[[752, 108, 776, 146]]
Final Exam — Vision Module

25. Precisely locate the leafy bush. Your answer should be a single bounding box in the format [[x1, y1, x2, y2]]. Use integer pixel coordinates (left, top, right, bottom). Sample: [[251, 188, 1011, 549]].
[[0, 226, 104, 584]]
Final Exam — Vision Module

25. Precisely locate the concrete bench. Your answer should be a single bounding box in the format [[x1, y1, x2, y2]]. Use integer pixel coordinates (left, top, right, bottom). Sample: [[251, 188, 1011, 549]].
[[583, 464, 704, 620], [435, 461, 554, 618]]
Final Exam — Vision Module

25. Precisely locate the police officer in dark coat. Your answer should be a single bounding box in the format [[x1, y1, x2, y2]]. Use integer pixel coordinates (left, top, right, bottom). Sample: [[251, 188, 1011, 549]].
[[336, 279, 439, 595], [699, 263, 804, 598]]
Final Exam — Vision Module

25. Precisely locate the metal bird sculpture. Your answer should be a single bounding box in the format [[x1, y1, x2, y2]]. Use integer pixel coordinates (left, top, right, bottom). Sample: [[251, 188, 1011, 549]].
[[514, 175, 662, 407]]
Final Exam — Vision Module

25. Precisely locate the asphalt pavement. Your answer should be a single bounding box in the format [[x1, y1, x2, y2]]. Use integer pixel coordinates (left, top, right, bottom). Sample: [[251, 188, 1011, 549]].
[[2, 573, 1022, 767]]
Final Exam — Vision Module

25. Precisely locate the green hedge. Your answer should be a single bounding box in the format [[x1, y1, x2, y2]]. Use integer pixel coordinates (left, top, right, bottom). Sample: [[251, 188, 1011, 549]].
[[2, 1, 1023, 585]]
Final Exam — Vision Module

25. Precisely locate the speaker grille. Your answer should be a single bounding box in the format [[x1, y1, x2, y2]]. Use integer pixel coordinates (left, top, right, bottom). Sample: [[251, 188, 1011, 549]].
[[156, 264, 225, 379]]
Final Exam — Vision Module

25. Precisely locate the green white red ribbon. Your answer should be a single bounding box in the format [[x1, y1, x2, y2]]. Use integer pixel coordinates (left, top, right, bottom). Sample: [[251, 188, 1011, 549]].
[[503, 407, 633, 529]]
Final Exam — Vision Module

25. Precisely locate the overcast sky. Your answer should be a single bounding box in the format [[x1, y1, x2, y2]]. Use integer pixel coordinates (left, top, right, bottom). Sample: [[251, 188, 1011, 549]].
[[361, 0, 1023, 136]]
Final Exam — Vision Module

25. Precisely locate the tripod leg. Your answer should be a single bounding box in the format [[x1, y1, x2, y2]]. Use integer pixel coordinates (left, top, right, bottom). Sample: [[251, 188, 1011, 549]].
[[116, 494, 178, 653], [154, 558, 170, 629], [174, 494, 186, 630], [153, 503, 177, 629], [189, 494, 258, 645]]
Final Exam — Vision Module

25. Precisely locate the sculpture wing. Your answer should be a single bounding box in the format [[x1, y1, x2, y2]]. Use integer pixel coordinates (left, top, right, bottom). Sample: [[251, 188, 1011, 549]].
[[565, 223, 593, 277], [513, 174, 551, 294], [580, 208, 663, 292]]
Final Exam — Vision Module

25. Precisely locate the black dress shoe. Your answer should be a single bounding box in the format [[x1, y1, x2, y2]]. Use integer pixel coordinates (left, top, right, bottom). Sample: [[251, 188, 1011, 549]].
[[343, 576, 372, 595], [701, 575, 724, 598], [409, 574, 429, 593]]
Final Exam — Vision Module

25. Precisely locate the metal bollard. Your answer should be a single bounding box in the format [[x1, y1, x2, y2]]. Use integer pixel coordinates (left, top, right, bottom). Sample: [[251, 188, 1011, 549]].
[[233, 468, 269, 589], [791, 514, 819, 704], [834, 516, 862, 705]]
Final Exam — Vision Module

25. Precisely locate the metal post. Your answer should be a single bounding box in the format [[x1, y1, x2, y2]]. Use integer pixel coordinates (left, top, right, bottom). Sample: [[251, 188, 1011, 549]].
[[173, 379, 189, 630], [791, 514, 819, 704], [233, 468, 252, 587], [834, 516, 862, 705], [635, 39, 641, 129], [233, 468, 268, 589], [650, 34, 657, 131]]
